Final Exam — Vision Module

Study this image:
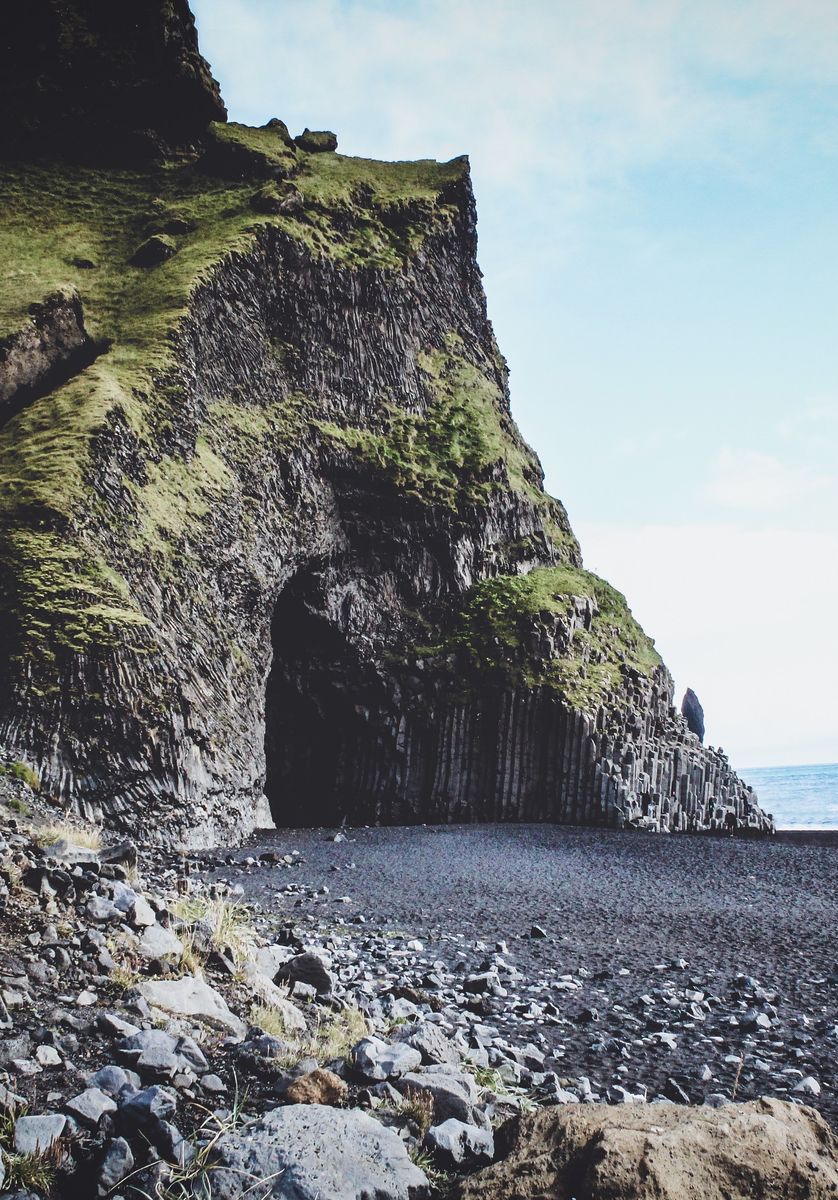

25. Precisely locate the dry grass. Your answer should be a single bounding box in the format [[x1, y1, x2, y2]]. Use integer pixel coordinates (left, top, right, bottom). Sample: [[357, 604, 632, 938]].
[[170, 895, 257, 967], [397, 1088, 435, 1137], [249, 998, 296, 1040], [409, 1147, 452, 1195], [31, 820, 102, 850], [270, 1003, 370, 1072], [121, 1085, 264, 1200], [312, 1004, 369, 1062]]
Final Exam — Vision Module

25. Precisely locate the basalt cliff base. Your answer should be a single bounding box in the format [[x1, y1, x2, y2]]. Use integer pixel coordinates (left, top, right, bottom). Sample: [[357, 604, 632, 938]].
[[0, 1, 773, 846]]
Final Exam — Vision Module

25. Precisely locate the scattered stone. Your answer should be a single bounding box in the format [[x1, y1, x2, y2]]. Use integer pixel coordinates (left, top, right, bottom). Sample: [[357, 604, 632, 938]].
[[293, 129, 338, 153], [96, 1136, 134, 1195], [275, 952, 334, 995], [130, 234, 177, 267], [137, 922, 184, 960], [352, 1037, 422, 1082], [793, 1076, 821, 1096], [65, 1086, 117, 1127]]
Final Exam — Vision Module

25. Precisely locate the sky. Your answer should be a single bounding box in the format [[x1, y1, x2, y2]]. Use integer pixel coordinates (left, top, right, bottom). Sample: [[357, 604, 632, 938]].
[[191, 0, 838, 769]]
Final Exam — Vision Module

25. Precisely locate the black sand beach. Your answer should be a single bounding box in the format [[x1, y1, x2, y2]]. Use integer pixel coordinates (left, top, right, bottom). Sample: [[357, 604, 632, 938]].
[[214, 823, 837, 1126]]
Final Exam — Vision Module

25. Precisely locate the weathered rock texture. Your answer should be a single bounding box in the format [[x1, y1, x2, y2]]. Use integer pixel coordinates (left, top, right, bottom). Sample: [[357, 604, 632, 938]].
[[0, 288, 105, 424], [681, 687, 705, 743], [0, 0, 226, 158], [454, 1098, 838, 1200], [0, 3, 773, 845]]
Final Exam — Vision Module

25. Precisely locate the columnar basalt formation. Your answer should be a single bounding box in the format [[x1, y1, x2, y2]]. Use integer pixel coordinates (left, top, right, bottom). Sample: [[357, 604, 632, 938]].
[[0, 2, 773, 844]]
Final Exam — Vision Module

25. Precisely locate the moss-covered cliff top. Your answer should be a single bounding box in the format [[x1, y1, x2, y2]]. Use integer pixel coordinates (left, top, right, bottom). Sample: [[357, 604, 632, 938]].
[[0, 135, 479, 655], [422, 565, 662, 713]]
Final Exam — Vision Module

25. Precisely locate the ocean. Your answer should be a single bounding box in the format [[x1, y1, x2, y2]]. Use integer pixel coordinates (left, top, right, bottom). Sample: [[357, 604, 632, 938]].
[[741, 762, 838, 830]]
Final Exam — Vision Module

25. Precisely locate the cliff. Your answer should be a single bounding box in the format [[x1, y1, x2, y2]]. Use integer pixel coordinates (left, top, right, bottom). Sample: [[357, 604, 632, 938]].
[[0, 2, 773, 845]]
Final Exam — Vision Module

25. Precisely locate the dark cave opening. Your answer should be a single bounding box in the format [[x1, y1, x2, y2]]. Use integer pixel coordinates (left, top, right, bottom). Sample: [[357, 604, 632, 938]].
[[264, 587, 374, 828]]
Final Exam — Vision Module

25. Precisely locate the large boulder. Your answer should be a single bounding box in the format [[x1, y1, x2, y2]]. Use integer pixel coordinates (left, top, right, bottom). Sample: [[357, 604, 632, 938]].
[[210, 1104, 430, 1199], [454, 1097, 838, 1200]]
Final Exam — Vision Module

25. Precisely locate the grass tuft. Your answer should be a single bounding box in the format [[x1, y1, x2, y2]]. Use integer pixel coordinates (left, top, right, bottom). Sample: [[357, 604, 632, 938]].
[[0, 760, 40, 791], [170, 894, 257, 967], [32, 820, 102, 850]]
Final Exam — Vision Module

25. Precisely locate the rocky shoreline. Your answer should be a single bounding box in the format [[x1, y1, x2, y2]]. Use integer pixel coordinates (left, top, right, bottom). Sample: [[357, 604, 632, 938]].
[[1, 766, 836, 1198]]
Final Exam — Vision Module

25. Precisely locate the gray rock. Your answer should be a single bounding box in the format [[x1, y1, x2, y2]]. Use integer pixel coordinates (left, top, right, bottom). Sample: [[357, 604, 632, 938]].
[[117, 1029, 209, 1077], [86, 895, 117, 921], [394, 1022, 459, 1066], [13, 1113, 66, 1155], [97, 1136, 134, 1195], [137, 922, 183, 960], [65, 1087, 117, 1127], [352, 1037, 422, 1081], [426, 1118, 494, 1167], [87, 1064, 139, 1097], [139, 976, 246, 1037], [396, 1068, 483, 1126], [42, 838, 100, 865], [120, 1085, 178, 1128], [275, 952, 334, 995], [210, 1104, 429, 1199], [793, 1076, 821, 1096]]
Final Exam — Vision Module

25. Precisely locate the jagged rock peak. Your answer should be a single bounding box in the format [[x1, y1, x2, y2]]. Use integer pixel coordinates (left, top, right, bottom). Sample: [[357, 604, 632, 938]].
[[681, 688, 705, 743], [0, 0, 227, 159]]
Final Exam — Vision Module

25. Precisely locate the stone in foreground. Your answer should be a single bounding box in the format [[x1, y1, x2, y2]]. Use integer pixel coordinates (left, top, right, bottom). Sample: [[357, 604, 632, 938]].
[[454, 1097, 838, 1200], [210, 1104, 429, 1199], [138, 976, 246, 1037]]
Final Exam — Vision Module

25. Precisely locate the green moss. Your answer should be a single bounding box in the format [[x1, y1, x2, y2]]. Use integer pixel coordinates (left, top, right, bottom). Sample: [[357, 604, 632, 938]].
[[204, 120, 298, 178], [0, 146, 467, 658], [133, 437, 232, 552], [317, 333, 578, 563], [433, 566, 662, 712]]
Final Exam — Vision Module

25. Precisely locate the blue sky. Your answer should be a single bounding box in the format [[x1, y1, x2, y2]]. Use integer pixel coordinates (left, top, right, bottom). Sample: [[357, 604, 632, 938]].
[[192, 0, 838, 769]]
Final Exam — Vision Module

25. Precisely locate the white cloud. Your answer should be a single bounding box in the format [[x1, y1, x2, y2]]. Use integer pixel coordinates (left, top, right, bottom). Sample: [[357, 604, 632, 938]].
[[194, 0, 838, 204], [576, 520, 838, 767], [703, 447, 832, 512]]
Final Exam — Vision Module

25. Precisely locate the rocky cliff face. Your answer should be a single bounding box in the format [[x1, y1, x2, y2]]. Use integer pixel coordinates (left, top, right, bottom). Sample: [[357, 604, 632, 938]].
[[0, 3, 773, 845], [1, 0, 226, 158]]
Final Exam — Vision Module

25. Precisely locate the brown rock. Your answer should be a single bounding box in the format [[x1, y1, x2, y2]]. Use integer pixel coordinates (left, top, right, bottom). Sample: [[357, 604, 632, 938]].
[[454, 1098, 838, 1200], [284, 1068, 347, 1107]]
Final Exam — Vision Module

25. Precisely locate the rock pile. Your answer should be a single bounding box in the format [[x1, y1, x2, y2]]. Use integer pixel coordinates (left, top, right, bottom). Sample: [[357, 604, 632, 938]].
[[0, 767, 832, 1198]]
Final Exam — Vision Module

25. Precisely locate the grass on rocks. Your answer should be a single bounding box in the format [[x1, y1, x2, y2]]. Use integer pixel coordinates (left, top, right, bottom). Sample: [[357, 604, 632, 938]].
[[272, 1003, 370, 1070], [0, 1107, 59, 1195], [249, 999, 297, 1039], [0, 760, 40, 791], [30, 820, 102, 851], [427, 564, 663, 712], [396, 1089, 435, 1137], [170, 894, 257, 967]]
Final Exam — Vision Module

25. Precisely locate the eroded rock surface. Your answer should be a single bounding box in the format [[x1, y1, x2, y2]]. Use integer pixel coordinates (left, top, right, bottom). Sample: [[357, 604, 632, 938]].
[[0, 0, 773, 845], [455, 1098, 838, 1200]]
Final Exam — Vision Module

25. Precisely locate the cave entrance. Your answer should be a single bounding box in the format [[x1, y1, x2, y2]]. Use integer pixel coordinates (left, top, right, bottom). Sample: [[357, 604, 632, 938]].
[[264, 587, 373, 827]]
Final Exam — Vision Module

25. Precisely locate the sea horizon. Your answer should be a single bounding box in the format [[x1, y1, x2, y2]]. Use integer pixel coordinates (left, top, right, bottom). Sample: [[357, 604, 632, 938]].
[[740, 761, 838, 830]]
